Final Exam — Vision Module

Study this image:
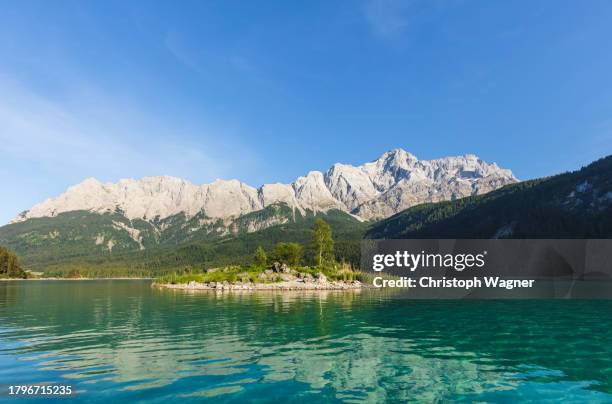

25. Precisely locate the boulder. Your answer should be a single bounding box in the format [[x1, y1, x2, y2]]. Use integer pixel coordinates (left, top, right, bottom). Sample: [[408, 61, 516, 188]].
[[280, 273, 295, 282]]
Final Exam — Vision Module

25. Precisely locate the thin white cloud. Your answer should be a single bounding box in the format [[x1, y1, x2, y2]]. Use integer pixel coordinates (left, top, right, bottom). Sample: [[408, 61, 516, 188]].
[[0, 77, 232, 179], [363, 0, 462, 39], [164, 30, 206, 73], [0, 75, 259, 222], [164, 31, 257, 77], [363, 0, 413, 38]]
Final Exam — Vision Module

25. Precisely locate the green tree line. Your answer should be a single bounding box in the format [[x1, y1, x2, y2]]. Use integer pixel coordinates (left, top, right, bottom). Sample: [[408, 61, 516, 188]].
[[252, 218, 339, 269], [0, 245, 26, 278]]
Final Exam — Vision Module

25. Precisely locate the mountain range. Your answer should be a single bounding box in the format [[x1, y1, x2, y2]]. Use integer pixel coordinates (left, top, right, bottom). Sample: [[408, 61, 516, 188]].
[[13, 148, 516, 224], [1, 150, 610, 277], [0, 149, 516, 273]]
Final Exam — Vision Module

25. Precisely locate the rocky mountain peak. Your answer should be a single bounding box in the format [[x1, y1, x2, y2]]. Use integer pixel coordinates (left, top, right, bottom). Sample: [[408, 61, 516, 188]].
[[11, 148, 518, 224]]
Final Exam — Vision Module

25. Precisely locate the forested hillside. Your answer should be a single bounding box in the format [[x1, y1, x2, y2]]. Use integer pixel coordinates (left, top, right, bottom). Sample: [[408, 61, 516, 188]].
[[0, 203, 361, 270], [9, 209, 367, 278]]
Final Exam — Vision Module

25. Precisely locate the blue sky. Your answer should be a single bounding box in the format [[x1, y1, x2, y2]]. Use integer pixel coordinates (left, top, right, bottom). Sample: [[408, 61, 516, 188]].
[[1, 0, 612, 224]]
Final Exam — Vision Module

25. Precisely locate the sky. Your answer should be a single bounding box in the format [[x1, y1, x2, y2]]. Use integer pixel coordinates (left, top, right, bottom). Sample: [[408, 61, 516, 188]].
[[1, 0, 612, 224]]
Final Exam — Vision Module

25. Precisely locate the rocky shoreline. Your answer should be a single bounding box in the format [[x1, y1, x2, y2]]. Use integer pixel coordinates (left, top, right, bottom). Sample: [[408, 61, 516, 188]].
[[155, 279, 363, 291], [154, 262, 365, 291]]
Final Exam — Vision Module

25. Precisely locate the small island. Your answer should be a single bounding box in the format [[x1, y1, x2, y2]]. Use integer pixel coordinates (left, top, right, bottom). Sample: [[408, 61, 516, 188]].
[[154, 261, 366, 291], [153, 218, 372, 291]]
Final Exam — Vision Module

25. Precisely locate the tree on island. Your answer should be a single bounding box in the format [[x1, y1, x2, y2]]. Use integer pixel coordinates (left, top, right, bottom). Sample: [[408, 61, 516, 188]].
[[0, 245, 26, 279], [312, 218, 334, 267], [253, 246, 267, 267], [271, 242, 303, 266]]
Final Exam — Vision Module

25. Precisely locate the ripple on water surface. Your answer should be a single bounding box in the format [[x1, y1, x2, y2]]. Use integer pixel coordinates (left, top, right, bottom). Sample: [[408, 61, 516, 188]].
[[1, 280, 612, 402]]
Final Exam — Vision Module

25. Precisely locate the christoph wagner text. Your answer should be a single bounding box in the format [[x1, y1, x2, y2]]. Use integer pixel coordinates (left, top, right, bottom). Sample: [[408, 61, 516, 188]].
[[372, 251, 486, 272], [373, 277, 535, 290]]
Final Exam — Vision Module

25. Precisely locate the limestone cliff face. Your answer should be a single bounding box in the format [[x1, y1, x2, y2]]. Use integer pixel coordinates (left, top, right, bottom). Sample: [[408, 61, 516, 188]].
[[13, 148, 517, 223]]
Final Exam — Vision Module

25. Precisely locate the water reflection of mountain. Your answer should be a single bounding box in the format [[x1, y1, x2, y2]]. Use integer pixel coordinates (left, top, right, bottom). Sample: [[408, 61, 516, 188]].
[[0, 281, 611, 402]]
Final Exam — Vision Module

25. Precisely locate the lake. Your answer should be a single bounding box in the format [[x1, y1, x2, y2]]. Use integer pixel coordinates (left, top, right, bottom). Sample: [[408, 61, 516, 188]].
[[1, 280, 611, 402]]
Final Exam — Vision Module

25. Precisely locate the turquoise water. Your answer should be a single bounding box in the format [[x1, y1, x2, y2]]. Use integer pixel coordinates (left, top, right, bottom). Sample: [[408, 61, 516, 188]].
[[1, 280, 611, 403]]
